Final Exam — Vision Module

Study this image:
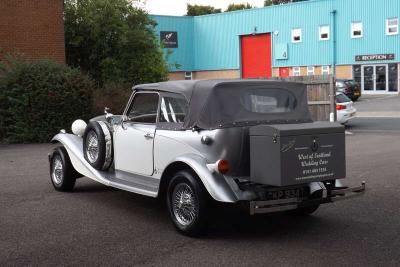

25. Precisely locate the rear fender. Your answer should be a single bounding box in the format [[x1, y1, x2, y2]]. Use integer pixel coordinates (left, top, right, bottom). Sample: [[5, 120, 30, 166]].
[[163, 154, 238, 203]]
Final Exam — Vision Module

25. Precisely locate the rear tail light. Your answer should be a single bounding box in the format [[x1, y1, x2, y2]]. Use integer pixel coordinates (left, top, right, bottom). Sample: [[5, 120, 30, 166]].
[[217, 160, 230, 174], [336, 104, 346, 111], [206, 159, 230, 174]]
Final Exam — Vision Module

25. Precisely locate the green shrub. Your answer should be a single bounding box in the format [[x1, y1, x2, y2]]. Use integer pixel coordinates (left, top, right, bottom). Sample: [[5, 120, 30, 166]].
[[0, 58, 95, 143]]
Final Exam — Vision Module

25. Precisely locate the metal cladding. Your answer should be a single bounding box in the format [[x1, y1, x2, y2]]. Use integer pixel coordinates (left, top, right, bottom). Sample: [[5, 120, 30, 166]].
[[151, 0, 400, 72]]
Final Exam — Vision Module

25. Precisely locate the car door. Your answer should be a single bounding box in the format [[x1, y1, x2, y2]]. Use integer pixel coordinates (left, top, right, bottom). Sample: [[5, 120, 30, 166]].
[[114, 92, 159, 176]]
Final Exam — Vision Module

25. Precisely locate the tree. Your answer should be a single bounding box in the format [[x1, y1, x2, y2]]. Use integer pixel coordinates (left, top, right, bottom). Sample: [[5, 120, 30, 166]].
[[264, 0, 307, 6], [64, 0, 168, 86], [225, 3, 253, 12], [186, 4, 221, 16]]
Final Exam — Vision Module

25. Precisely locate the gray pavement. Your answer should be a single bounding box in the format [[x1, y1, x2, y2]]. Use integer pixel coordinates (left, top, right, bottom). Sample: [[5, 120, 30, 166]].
[[1, 116, 400, 266], [354, 95, 400, 117]]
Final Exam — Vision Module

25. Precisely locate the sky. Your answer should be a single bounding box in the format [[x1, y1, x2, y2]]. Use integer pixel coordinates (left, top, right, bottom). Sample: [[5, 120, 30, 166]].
[[139, 0, 266, 16]]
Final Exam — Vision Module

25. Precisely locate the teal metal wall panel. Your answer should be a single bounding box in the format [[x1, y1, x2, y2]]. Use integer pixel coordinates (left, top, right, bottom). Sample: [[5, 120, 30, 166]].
[[275, 43, 288, 60], [151, 15, 194, 71], [152, 0, 400, 71], [334, 0, 400, 65]]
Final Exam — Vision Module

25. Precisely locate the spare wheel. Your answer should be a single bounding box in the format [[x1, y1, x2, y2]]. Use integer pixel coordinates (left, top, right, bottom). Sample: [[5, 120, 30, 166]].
[[83, 121, 113, 170]]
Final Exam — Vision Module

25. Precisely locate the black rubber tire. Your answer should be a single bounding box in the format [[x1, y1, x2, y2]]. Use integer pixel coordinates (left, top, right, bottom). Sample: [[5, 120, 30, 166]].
[[289, 190, 321, 216], [351, 96, 359, 102], [49, 146, 78, 192], [166, 170, 209, 237], [293, 204, 320, 215], [83, 121, 111, 170]]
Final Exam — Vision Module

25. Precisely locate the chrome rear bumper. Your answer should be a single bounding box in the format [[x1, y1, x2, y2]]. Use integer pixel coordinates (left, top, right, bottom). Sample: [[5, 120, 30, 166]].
[[250, 181, 366, 215]]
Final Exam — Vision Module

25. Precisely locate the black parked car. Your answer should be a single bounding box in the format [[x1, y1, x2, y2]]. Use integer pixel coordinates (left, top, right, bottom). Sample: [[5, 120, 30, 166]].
[[335, 79, 361, 101]]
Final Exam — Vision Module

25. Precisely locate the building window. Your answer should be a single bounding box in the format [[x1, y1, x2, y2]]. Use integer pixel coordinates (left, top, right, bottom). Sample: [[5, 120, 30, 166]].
[[321, 65, 330, 75], [353, 65, 362, 85], [307, 66, 315, 76], [184, 72, 192, 80], [292, 28, 302, 43], [388, 64, 398, 92], [293, 67, 301, 76], [319, 25, 330, 40], [351, 22, 363, 38], [386, 18, 398, 35]]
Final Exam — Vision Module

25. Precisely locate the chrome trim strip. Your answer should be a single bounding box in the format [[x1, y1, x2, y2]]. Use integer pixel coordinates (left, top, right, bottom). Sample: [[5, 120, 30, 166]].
[[250, 198, 299, 215]]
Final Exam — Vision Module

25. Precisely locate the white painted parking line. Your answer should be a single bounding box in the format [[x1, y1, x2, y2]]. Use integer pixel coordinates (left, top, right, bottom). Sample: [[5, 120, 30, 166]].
[[356, 112, 400, 118], [356, 95, 396, 102], [349, 129, 400, 134]]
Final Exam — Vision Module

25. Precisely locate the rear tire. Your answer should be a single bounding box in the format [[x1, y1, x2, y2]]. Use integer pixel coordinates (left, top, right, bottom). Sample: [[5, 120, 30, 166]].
[[289, 190, 321, 216], [166, 170, 209, 236], [293, 204, 320, 215], [49, 147, 78, 192]]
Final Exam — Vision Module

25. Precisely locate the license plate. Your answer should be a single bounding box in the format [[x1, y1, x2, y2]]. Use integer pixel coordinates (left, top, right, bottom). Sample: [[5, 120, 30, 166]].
[[266, 188, 304, 200], [354, 92, 360, 96]]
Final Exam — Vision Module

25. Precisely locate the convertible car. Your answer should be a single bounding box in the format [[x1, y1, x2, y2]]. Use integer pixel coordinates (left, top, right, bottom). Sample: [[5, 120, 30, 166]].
[[49, 80, 365, 236]]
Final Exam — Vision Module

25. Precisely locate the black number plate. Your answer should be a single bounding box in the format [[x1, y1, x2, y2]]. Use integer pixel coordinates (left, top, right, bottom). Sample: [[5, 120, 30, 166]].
[[266, 187, 307, 200]]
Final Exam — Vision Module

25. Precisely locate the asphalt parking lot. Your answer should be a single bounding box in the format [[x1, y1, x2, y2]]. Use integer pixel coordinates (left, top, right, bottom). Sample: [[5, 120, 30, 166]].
[[1, 97, 400, 266]]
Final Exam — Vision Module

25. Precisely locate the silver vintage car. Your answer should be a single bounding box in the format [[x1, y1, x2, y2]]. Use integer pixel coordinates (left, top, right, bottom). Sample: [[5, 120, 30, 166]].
[[49, 80, 365, 236]]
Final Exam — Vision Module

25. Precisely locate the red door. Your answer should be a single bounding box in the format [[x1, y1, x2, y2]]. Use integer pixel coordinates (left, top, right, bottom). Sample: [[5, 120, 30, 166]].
[[279, 67, 290, 77], [241, 33, 272, 79]]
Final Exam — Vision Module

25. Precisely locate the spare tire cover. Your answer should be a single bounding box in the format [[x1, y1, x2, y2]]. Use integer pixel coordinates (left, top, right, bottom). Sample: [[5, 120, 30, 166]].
[[83, 121, 113, 170]]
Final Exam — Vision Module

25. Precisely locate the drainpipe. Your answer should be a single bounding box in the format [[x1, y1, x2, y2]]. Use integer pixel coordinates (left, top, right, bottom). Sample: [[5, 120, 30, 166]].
[[330, 9, 337, 122]]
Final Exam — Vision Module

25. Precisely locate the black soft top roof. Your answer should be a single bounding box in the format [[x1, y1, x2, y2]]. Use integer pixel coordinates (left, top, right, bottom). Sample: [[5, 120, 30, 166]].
[[133, 79, 222, 101], [133, 79, 312, 130]]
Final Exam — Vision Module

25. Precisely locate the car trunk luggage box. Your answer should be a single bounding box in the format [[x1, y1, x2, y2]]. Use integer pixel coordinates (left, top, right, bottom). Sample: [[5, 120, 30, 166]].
[[249, 122, 345, 186]]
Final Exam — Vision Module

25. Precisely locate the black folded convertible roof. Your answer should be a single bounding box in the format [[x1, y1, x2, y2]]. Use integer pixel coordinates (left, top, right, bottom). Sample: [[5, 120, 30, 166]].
[[133, 79, 312, 130]]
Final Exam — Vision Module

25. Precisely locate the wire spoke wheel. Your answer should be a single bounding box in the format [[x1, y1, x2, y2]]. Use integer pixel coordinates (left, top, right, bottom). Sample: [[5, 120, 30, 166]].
[[51, 155, 63, 185], [172, 183, 198, 226], [86, 130, 99, 163], [49, 147, 77, 192]]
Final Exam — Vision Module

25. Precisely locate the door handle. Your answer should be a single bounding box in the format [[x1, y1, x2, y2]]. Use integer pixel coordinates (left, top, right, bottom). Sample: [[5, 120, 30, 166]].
[[144, 132, 154, 139]]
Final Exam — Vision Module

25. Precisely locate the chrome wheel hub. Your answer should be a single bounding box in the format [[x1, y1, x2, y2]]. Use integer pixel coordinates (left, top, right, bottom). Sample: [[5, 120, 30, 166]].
[[172, 183, 197, 226], [52, 155, 63, 185], [86, 131, 99, 163]]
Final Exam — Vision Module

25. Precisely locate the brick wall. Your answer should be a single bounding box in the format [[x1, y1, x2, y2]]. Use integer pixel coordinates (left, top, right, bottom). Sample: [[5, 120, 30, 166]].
[[335, 65, 352, 79], [168, 70, 240, 81], [0, 0, 65, 63]]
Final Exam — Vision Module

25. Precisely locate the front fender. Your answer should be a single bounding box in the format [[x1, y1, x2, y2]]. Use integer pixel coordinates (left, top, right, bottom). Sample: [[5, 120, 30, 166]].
[[171, 154, 238, 203], [51, 133, 111, 186]]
